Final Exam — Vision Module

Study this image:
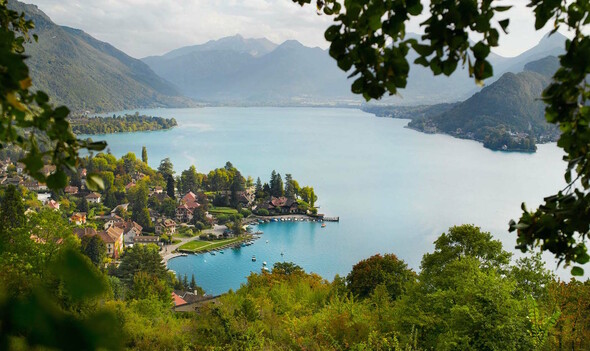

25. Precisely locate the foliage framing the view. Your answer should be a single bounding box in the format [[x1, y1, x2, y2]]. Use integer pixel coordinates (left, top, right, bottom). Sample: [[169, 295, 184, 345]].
[[293, 0, 590, 274], [0, 0, 105, 191]]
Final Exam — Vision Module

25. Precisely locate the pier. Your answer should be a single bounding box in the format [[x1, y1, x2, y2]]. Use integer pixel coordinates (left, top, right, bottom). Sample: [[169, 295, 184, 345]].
[[322, 217, 340, 222]]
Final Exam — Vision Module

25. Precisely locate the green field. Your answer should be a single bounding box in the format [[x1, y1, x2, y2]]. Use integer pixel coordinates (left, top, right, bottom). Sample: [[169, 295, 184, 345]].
[[208, 207, 239, 215], [178, 237, 245, 253]]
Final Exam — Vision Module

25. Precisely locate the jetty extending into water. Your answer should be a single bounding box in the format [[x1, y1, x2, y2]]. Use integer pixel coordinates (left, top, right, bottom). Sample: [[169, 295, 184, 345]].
[[322, 217, 340, 222]]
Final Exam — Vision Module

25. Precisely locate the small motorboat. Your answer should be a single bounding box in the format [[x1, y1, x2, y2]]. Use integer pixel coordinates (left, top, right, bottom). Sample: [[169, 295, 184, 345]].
[[252, 255, 257, 262], [219, 250, 224, 254], [321, 223, 327, 228], [262, 266, 270, 272], [210, 251, 216, 255], [266, 240, 269, 243]]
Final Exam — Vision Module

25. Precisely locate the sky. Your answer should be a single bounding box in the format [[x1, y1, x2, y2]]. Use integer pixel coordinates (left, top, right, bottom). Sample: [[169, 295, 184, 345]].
[[25, 0, 564, 59]]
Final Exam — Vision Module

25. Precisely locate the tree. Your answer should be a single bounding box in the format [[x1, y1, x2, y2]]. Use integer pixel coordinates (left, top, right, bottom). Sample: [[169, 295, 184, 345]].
[[158, 158, 174, 179], [230, 171, 245, 207], [292, 0, 590, 275], [0, 185, 25, 233], [129, 183, 152, 228], [346, 254, 416, 300], [141, 146, 148, 164], [182, 274, 189, 289], [269, 171, 284, 198], [284, 173, 295, 198], [81, 235, 107, 267], [181, 165, 199, 194], [77, 196, 89, 213], [255, 177, 263, 198], [116, 244, 168, 286], [166, 175, 175, 199], [190, 274, 196, 290]]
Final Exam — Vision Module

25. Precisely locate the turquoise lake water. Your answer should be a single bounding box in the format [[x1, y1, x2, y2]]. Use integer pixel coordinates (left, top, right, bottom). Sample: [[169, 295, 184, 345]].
[[87, 107, 571, 294]]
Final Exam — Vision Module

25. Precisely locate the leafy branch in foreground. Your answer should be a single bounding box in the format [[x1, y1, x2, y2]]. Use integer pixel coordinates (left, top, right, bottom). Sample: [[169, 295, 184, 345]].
[[0, 0, 105, 191], [293, 0, 590, 275]]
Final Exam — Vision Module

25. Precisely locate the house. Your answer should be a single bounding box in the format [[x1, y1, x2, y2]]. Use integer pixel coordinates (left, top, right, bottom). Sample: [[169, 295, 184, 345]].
[[73, 227, 97, 240], [114, 220, 143, 247], [176, 192, 201, 223], [152, 186, 163, 194], [98, 226, 124, 259], [86, 192, 102, 204], [263, 197, 299, 214], [133, 235, 161, 246], [16, 162, 25, 174], [70, 212, 87, 225], [172, 292, 187, 307], [46, 199, 60, 210], [104, 215, 124, 230], [125, 181, 136, 191], [155, 218, 176, 235], [64, 185, 79, 195]]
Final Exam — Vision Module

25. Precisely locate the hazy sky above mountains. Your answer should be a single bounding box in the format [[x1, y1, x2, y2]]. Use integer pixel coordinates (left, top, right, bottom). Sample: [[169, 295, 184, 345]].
[[27, 0, 560, 59]]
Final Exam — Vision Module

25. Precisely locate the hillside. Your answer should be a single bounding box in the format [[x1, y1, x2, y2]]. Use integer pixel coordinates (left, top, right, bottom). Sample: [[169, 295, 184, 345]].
[[407, 56, 561, 151], [9, 0, 194, 112]]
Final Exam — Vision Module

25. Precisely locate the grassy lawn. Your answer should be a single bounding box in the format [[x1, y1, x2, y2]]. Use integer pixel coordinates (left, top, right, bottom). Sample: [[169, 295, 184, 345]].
[[178, 237, 245, 253], [209, 206, 239, 215]]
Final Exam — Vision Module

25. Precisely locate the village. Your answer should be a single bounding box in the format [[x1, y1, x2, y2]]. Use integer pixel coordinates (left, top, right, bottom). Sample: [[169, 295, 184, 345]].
[[0, 151, 324, 310]]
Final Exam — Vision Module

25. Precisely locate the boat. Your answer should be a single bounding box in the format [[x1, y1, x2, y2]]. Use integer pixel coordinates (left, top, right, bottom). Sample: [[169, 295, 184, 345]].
[[252, 255, 257, 262], [266, 240, 269, 243], [262, 266, 269, 272], [280, 251, 284, 256], [255, 230, 264, 234], [241, 243, 246, 247], [321, 223, 327, 228], [180, 253, 188, 257], [210, 251, 216, 255], [263, 261, 267, 266], [219, 250, 224, 254]]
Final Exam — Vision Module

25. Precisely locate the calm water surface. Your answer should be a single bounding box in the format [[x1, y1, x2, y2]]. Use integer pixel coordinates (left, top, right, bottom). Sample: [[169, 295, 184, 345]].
[[88, 107, 571, 294]]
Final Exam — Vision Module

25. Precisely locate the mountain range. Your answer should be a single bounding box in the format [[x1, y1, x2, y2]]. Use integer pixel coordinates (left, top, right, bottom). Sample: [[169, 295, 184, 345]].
[[11, 0, 568, 111], [9, 0, 193, 113], [405, 56, 561, 151], [142, 32, 567, 105]]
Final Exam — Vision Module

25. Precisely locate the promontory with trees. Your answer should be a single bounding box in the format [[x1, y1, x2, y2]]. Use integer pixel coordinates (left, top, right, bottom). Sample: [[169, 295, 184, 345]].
[[70, 112, 178, 135]]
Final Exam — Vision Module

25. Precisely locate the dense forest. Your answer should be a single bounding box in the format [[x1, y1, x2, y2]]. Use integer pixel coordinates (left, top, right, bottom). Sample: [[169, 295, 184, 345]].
[[70, 114, 177, 135]]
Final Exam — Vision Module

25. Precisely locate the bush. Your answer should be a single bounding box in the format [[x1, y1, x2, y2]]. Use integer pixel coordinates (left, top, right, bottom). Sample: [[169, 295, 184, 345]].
[[257, 208, 269, 216], [240, 208, 252, 217], [199, 234, 208, 240]]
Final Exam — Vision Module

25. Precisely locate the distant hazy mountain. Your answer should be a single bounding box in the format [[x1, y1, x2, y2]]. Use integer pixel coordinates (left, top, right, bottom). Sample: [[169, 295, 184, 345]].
[[9, 0, 193, 112], [142, 36, 355, 104], [495, 32, 566, 75], [407, 56, 560, 151], [144, 32, 566, 105]]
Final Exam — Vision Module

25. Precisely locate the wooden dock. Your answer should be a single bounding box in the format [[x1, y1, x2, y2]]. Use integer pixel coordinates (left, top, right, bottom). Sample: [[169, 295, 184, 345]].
[[323, 217, 340, 222]]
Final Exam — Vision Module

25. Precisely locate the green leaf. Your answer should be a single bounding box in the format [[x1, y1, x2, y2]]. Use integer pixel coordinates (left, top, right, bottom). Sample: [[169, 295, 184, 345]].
[[46, 170, 67, 189], [51, 249, 108, 301], [571, 266, 584, 276], [472, 42, 490, 60], [495, 6, 511, 12], [325, 25, 341, 41], [498, 19, 510, 34], [86, 172, 105, 191]]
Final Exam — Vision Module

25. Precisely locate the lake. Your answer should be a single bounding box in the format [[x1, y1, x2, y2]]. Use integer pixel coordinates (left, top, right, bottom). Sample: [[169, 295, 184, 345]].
[[87, 107, 571, 294]]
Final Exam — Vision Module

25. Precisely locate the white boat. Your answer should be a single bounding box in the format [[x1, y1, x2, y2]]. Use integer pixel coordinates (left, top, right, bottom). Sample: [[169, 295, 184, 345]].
[[266, 240, 269, 243], [263, 261, 267, 266], [252, 255, 257, 262]]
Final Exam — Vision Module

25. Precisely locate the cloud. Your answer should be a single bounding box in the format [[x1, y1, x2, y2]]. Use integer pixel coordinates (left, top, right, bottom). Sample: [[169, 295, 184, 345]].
[[26, 0, 563, 59]]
